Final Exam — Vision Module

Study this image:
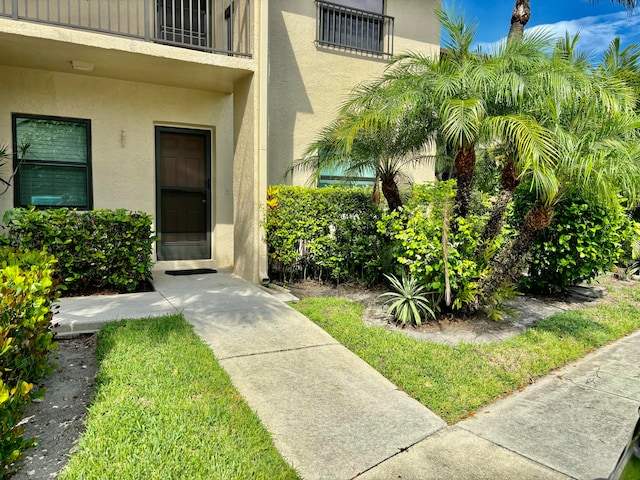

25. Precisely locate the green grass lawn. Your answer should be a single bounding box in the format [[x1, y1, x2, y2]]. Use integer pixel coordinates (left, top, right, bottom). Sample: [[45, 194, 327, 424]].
[[294, 281, 640, 424], [60, 314, 299, 480]]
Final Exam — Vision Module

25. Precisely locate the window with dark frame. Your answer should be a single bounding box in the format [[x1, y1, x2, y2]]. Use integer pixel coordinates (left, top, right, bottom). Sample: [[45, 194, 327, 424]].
[[13, 114, 92, 209], [316, 0, 393, 56]]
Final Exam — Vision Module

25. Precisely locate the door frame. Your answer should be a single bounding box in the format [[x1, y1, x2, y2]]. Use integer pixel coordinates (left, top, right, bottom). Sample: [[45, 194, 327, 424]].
[[155, 126, 212, 261]]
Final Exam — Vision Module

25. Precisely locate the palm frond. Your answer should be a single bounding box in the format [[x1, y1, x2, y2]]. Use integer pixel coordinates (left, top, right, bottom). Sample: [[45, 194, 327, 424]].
[[440, 98, 486, 148]]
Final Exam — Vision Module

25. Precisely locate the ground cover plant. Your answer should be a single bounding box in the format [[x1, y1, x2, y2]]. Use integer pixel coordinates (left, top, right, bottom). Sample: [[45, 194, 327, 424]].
[[60, 315, 299, 480], [294, 279, 640, 424]]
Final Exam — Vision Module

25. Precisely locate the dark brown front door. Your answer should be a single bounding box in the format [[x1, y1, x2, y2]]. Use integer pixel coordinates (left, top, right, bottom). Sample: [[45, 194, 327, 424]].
[[156, 127, 211, 261]]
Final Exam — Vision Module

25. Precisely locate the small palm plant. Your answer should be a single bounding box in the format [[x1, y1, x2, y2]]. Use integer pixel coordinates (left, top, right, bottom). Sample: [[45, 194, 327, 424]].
[[378, 273, 436, 327], [619, 237, 640, 280]]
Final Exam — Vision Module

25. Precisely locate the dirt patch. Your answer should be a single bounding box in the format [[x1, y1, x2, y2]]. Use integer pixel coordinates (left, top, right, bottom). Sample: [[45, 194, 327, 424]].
[[61, 279, 154, 297], [5, 335, 98, 480], [285, 276, 620, 345]]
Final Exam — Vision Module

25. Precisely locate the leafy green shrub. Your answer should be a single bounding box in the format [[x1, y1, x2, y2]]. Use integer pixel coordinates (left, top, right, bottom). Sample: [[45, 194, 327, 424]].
[[0, 247, 59, 467], [378, 181, 483, 311], [0, 248, 59, 383], [1, 379, 35, 468], [3, 208, 154, 294], [266, 186, 382, 283], [513, 190, 631, 292], [617, 221, 640, 279]]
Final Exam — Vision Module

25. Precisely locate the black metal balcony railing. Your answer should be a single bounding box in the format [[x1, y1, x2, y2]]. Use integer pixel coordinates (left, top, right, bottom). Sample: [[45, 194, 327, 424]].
[[316, 1, 393, 57], [0, 0, 251, 58]]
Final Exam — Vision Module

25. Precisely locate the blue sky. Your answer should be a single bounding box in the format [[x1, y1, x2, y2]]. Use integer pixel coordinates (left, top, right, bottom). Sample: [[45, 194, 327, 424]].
[[442, 1, 640, 58]]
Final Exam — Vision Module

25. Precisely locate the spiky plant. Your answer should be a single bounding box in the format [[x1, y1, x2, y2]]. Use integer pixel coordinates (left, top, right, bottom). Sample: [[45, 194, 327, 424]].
[[378, 273, 436, 327]]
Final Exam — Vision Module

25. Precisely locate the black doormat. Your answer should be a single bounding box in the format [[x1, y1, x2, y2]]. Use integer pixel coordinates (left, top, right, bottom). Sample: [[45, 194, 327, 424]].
[[165, 268, 217, 276]]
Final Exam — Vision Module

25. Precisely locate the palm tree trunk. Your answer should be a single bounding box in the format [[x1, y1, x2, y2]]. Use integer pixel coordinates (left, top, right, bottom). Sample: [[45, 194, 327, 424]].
[[371, 174, 381, 205], [381, 174, 403, 212], [478, 189, 513, 256], [477, 158, 520, 257], [508, 1, 636, 41], [508, 0, 531, 40], [480, 201, 554, 302], [453, 146, 477, 220]]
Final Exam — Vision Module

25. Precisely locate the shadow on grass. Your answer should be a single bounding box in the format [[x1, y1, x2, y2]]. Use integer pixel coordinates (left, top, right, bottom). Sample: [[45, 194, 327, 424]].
[[534, 310, 612, 346], [95, 314, 187, 362]]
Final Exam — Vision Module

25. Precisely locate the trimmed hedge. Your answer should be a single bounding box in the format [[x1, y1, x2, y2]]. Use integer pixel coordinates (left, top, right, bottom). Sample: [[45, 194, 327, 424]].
[[3, 208, 154, 294], [266, 186, 383, 284], [0, 248, 59, 467]]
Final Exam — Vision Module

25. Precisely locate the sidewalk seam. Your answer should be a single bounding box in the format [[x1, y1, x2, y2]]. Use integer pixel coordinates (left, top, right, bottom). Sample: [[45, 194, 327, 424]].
[[155, 289, 180, 312], [456, 426, 578, 479], [217, 342, 341, 361], [348, 426, 448, 480]]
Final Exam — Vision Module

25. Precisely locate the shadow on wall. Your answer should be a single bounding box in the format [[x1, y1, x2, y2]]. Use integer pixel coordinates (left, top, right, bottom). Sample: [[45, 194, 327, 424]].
[[267, 6, 314, 185]]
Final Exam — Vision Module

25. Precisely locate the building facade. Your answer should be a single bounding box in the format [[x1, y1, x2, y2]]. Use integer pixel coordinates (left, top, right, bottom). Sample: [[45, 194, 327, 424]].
[[268, 0, 440, 186], [0, 0, 440, 284]]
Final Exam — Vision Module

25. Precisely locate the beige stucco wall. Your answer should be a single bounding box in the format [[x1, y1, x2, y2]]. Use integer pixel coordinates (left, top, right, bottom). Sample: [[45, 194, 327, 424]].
[[267, 0, 441, 187], [232, 0, 268, 284], [0, 64, 236, 269]]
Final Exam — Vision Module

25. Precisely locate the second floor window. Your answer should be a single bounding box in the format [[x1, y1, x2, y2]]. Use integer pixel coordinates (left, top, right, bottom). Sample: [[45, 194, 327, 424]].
[[316, 0, 393, 56]]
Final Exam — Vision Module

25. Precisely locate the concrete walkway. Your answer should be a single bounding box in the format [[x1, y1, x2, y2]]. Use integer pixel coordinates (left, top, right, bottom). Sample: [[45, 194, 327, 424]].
[[54, 271, 640, 479]]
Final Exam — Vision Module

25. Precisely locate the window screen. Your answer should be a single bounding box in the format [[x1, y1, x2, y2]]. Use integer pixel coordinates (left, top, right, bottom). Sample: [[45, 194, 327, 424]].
[[13, 115, 92, 209]]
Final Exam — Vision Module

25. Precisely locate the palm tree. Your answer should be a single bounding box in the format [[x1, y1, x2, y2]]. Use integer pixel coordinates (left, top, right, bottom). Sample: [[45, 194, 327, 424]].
[[508, 0, 531, 39], [509, 0, 638, 40], [292, 80, 437, 211], [477, 32, 594, 253], [480, 36, 640, 301], [429, 10, 557, 219], [296, 9, 556, 218], [482, 112, 640, 301]]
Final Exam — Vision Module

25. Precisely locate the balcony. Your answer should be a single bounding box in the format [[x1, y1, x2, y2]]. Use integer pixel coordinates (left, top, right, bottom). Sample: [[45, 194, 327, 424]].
[[0, 0, 251, 58], [315, 1, 393, 57]]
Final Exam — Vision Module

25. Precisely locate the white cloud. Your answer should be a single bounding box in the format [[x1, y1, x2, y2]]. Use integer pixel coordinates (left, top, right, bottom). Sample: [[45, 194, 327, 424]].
[[474, 11, 640, 57], [530, 12, 640, 53]]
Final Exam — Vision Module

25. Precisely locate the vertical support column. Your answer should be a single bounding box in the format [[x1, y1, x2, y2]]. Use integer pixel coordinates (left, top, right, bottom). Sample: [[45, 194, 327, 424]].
[[144, 0, 151, 41], [257, 0, 269, 284], [11, 0, 18, 19], [231, 0, 262, 283], [245, 0, 251, 56]]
